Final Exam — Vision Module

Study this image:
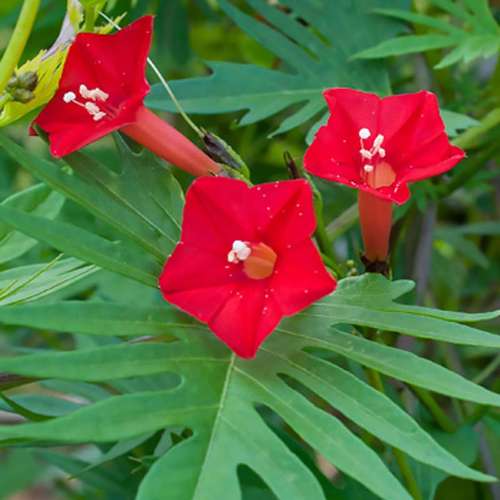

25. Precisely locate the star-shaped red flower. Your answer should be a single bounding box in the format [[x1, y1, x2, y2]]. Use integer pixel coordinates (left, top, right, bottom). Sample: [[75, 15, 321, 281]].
[[304, 88, 464, 204], [159, 177, 336, 358], [34, 16, 153, 156], [32, 16, 219, 176]]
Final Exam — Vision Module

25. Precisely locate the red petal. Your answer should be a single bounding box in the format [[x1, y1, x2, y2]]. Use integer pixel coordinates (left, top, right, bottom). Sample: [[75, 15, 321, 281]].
[[270, 240, 336, 314], [251, 179, 316, 251], [36, 108, 128, 157], [324, 88, 380, 132], [400, 145, 465, 184], [304, 88, 381, 188], [381, 91, 464, 181], [209, 281, 282, 358], [60, 16, 152, 102], [159, 242, 240, 323], [180, 177, 257, 253], [32, 16, 153, 156]]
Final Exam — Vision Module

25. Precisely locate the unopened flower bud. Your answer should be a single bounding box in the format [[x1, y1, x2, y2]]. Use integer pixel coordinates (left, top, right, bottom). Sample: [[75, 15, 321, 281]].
[[6, 74, 19, 89], [17, 71, 38, 91], [203, 131, 249, 178], [12, 88, 34, 103]]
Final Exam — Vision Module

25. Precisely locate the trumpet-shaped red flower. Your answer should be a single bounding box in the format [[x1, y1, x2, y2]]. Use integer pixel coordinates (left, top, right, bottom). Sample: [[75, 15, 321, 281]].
[[159, 177, 336, 358], [304, 88, 464, 205], [32, 16, 219, 176], [304, 88, 464, 263]]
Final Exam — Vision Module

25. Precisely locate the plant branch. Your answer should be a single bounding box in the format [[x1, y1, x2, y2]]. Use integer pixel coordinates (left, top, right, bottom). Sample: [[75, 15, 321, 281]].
[[84, 5, 97, 32], [454, 108, 500, 150], [411, 203, 436, 304], [437, 143, 500, 198], [473, 354, 500, 385], [411, 386, 457, 433], [0, 0, 41, 93], [365, 367, 423, 500], [326, 203, 358, 240]]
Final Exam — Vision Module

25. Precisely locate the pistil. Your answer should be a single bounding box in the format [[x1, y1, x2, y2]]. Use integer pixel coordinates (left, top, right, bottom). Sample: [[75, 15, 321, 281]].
[[227, 240, 277, 280]]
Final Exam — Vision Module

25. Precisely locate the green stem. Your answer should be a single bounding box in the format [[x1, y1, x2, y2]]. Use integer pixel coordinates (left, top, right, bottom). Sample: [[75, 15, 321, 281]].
[[366, 365, 384, 391], [315, 210, 341, 277], [411, 386, 457, 433], [437, 143, 499, 198], [315, 212, 334, 261], [365, 367, 423, 500], [326, 203, 358, 240], [393, 448, 423, 500], [438, 344, 466, 421], [84, 6, 97, 32], [473, 354, 500, 385], [0, 0, 41, 93], [0, 93, 13, 109], [465, 404, 490, 425], [453, 107, 500, 150]]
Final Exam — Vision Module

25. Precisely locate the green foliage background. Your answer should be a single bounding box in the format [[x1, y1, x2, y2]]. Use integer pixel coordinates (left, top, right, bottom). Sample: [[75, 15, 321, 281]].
[[0, 1, 498, 499]]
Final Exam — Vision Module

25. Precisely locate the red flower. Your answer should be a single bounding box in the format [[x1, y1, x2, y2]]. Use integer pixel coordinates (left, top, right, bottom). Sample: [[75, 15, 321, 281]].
[[304, 88, 464, 205], [33, 16, 219, 176], [159, 177, 336, 358]]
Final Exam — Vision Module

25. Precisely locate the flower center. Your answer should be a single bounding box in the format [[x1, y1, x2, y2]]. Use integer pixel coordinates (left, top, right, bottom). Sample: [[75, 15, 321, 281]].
[[62, 84, 111, 122], [358, 128, 396, 189], [227, 240, 277, 280]]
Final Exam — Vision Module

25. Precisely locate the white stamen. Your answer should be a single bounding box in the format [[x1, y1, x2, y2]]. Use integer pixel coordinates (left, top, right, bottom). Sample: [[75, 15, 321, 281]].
[[63, 91, 76, 103], [373, 134, 384, 149], [360, 149, 372, 160], [93, 111, 106, 121], [85, 102, 101, 114], [80, 84, 109, 102], [358, 127, 387, 174], [359, 128, 371, 139], [79, 84, 90, 98], [232, 240, 247, 253], [227, 240, 251, 263]]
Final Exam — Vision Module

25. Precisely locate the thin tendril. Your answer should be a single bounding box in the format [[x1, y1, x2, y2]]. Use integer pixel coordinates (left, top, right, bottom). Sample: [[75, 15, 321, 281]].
[[97, 11, 202, 137]]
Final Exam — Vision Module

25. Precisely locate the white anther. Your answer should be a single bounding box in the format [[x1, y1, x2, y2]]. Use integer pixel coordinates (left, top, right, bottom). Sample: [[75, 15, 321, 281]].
[[360, 149, 373, 160], [85, 102, 101, 114], [363, 164, 374, 173], [79, 84, 90, 98], [93, 111, 106, 121], [359, 128, 371, 140], [227, 240, 251, 263], [373, 134, 384, 149], [378, 147, 386, 158], [80, 84, 109, 102], [63, 91, 76, 103], [232, 240, 246, 252], [95, 89, 109, 101]]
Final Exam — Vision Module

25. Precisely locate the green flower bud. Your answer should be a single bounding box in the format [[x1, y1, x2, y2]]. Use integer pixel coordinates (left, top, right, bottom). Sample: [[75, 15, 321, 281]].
[[17, 71, 38, 91], [11, 88, 34, 103], [6, 74, 19, 90]]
